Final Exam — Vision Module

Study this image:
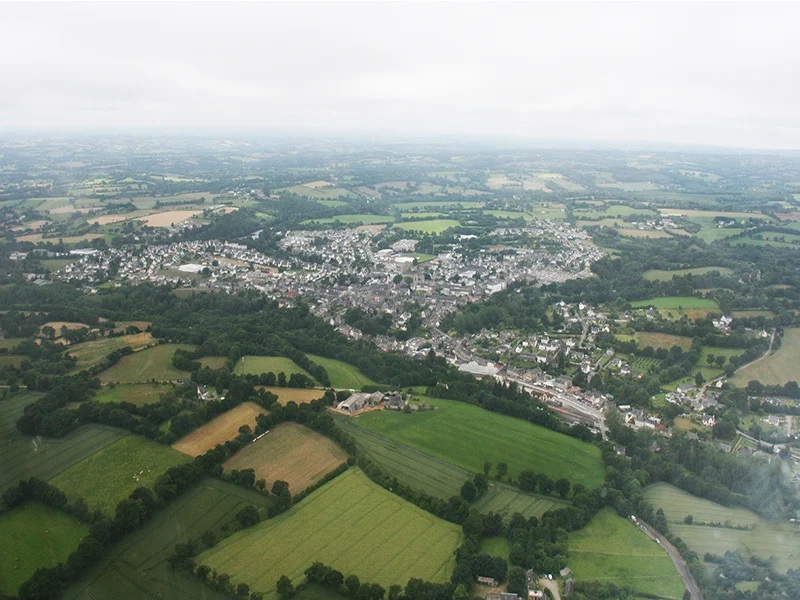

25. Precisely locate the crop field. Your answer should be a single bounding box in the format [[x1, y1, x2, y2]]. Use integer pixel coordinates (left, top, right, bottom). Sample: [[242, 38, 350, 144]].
[[0, 393, 127, 494], [49, 435, 191, 515], [199, 355, 228, 369], [234, 355, 312, 378], [474, 483, 568, 520], [223, 423, 346, 494], [575, 204, 658, 219], [643, 266, 733, 281], [643, 483, 800, 572], [634, 332, 693, 350], [199, 468, 463, 595], [567, 508, 685, 598], [64, 479, 268, 600], [92, 383, 171, 406], [618, 229, 673, 239], [733, 328, 800, 386], [172, 402, 266, 456], [352, 397, 605, 488], [136, 209, 203, 227], [98, 343, 195, 383], [631, 296, 719, 310], [306, 353, 376, 389], [394, 219, 461, 233], [301, 214, 393, 225], [629, 356, 662, 374], [391, 200, 483, 210], [67, 332, 154, 372], [279, 184, 357, 199], [41, 321, 91, 336], [259, 386, 325, 405], [484, 210, 534, 221], [659, 208, 772, 220], [0, 503, 89, 596], [695, 227, 744, 243]]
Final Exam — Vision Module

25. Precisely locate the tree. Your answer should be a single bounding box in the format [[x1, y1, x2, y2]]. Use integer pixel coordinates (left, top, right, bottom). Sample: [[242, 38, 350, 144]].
[[507, 566, 527, 596], [276, 575, 295, 599], [554, 478, 571, 498], [236, 505, 260, 528], [460, 480, 477, 502], [694, 371, 705, 387], [345, 574, 361, 596], [451, 584, 469, 600], [483, 461, 492, 475], [237, 583, 250, 597], [495, 462, 508, 479]]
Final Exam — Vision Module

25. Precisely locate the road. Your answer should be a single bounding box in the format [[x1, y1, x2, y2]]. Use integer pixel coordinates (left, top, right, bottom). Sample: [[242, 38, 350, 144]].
[[637, 518, 703, 600], [538, 578, 561, 600]]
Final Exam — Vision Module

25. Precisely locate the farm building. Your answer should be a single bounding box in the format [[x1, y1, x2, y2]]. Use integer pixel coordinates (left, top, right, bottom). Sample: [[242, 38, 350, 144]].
[[477, 576, 498, 587], [336, 391, 383, 412], [485, 593, 520, 600], [384, 392, 405, 410]]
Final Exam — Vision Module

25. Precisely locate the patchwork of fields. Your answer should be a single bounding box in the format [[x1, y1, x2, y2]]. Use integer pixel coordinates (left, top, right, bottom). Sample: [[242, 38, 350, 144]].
[[64, 479, 269, 600], [172, 401, 267, 456], [567, 508, 685, 598], [351, 397, 605, 488], [199, 469, 463, 594], [223, 423, 347, 494]]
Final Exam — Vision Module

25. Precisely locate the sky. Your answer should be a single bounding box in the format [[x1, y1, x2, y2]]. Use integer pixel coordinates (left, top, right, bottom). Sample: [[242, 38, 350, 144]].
[[2, 1, 800, 149]]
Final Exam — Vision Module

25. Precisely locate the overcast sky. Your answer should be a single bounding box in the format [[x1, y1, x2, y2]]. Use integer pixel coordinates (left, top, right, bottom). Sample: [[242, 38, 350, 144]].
[[2, 1, 799, 149]]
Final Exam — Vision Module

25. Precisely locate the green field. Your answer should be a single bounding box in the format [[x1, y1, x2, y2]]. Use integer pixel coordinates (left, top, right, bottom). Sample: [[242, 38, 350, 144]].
[[0, 393, 127, 494], [279, 184, 357, 200], [474, 483, 569, 520], [732, 328, 800, 386], [643, 483, 800, 572], [643, 266, 733, 281], [67, 332, 155, 372], [199, 356, 228, 369], [567, 508, 685, 598], [0, 337, 24, 350], [199, 468, 463, 595], [484, 210, 534, 221], [633, 332, 693, 350], [480, 537, 512, 561], [92, 383, 172, 406], [391, 201, 482, 211], [0, 355, 23, 367], [631, 296, 719, 310], [351, 397, 605, 488], [0, 502, 89, 595], [234, 355, 312, 378], [64, 479, 269, 600], [97, 343, 195, 383], [306, 354, 376, 389], [301, 214, 393, 225], [49, 435, 191, 515], [394, 219, 461, 233]]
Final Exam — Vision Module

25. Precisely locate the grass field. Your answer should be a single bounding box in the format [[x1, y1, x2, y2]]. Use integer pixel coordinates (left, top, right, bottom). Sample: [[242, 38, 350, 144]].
[[98, 343, 195, 383], [644, 483, 800, 572], [0, 503, 89, 595], [480, 537, 512, 561], [474, 483, 569, 520], [306, 354, 376, 389], [631, 296, 719, 310], [199, 356, 228, 369], [0, 337, 24, 350], [0, 355, 23, 368], [350, 397, 605, 488], [173, 402, 266, 457], [64, 479, 269, 600], [394, 219, 461, 233], [0, 393, 127, 494], [234, 355, 312, 378], [634, 332, 693, 350], [568, 508, 685, 598], [260, 386, 325, 405], [643, 266, 733, 281], [199, 468, 463, 595], [223, 423, 347, 495], [67, 332, 154, 372], [49, 435, 191, 515], [732, 328, 800, 386], [91, 383, 172, 406], [279, 184, 357, 200], [301, 214, 393, 225]]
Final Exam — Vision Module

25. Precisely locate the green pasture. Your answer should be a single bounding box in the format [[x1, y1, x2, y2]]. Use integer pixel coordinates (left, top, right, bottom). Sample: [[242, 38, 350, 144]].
[[391, 201, 482, 211], [199, 356, 228, 369], [234, 355, 313, 378], [306, 354, 376, 389], [631, 296, 719, 310], [67, 332, 155, 372], [91, 383, 172, 406], [49, 435, 190, 515], [301, 214, 393, 226], [732, 328, 800, 386], [351, 396, 605, 488], [278, 185, 357, 200], [394, 219, 461, 233], [98, 343, 195, 383], [567, 508, 685, 598], [480, 537, 512, 562], [0, 503, 89, 596], [643, 266, 733, 281], [0, 393, 126, 494], [200, 469, 462, 595], [64, 479, 268, 600], [474, 483, 569, 521]]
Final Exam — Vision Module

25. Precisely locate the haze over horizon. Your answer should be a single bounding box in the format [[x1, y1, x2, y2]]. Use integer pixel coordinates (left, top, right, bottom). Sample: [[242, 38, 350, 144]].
[[2, 1, 800, 151]]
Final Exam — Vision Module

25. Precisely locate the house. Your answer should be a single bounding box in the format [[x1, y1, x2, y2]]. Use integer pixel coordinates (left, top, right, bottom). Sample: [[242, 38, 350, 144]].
[[384, 392, 405, 410], [553, 375, 573, 390], [477, 576, 498, 587], [486, 594, 520, 600], [528, 592, 544, 599], [559, 567, 572, 578]]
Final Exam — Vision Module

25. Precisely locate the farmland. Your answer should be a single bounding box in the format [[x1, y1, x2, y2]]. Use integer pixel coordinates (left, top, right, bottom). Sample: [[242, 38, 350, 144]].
[[474, 483, 568, 520], [49, 435, 191, 515], [98, 343, 195, 383], [643, 483, 800, 572], [64, 479, 268, 600], [91, 383, 171, 406], [0, 503, 89, 596], [732, 327, 800, 386], [351, 397, 605, 488], [567, 508, 685, 598], [394, 219, 461, 233], [631, 296, 719, 310], [643, 266, 734, 281], [199, 468, 463, 594], [172, 402, 266, 456], [199, 355, 228, 369], [136, 209, 203, 227], [307, 353, 376, 389], [633, 332, 693, 350], [223, 423, 347, 494], [234, 355, 312, 378], [0, 393, 127, 494], [67, 332, 154, 372], [260, 386, 325, 405], [302, 214, 393, 225]]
